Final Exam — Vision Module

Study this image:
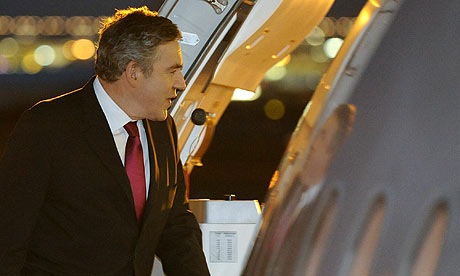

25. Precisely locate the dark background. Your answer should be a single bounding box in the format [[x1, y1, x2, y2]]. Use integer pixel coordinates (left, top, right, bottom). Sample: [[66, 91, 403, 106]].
[[0, 0, 366, 202]]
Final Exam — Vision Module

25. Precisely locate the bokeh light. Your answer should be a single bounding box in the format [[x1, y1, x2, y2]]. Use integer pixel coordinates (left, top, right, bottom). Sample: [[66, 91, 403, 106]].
[[0, 56, 9, 74], [13, 16, 42, 36], [0, 37, 19, 57], [0, 16, 12, 35], [41, 16, 66, 36], [62, 40, 76, 61], [71, 39, 95, 60], [336, 17, 354, 37], [22, 53, 42, 74], [66, 16, 95, 36], [0, 15, 356, 76], [306, 26, 325, 46], [310, 45, 330, 63], [34, 45, 56, 66], [50, 44, 70, 68], [319, 17, 336, 37], [264, 99, 286, 120], [323, 37, 344, 59], [265, 66, 288, 82]]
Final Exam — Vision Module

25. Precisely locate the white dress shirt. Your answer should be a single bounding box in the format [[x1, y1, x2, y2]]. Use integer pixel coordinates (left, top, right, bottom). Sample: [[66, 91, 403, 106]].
[[93, 77, 150, 198]]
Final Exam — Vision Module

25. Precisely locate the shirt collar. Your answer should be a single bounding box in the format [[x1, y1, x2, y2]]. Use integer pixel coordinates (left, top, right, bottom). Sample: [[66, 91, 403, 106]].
[[93, 76, 132, 133]]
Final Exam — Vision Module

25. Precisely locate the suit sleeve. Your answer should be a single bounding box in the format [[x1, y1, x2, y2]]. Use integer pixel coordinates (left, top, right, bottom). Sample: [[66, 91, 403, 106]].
[[155, 117, 210, 276], [0, 106, 52, 275]]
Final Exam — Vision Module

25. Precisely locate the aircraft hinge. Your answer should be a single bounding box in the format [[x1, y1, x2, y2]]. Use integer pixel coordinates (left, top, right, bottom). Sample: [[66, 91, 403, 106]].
[[204, 0, 228, 14]]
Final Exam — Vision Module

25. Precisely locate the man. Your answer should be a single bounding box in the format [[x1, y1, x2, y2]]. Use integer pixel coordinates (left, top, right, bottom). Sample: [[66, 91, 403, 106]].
[[0, 6, 210, 276]]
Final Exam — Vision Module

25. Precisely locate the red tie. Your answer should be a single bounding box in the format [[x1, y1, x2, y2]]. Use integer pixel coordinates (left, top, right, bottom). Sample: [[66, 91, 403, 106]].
[[124, 121, 146, 221]]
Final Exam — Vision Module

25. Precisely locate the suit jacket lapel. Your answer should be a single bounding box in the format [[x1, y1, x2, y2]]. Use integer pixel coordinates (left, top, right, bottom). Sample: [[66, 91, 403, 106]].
[[77, 78, 135, 210], [140, 118, 179, 228], [141, 120, 162, 225], [144, 120, 160, 201]]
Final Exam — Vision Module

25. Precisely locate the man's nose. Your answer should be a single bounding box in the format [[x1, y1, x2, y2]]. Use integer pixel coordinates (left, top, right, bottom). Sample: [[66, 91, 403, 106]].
[[174, 72, 187, 91]]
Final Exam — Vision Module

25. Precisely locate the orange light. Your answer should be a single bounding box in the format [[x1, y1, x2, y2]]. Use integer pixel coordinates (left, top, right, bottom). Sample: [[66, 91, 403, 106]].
[[71, 39, 95, 60]]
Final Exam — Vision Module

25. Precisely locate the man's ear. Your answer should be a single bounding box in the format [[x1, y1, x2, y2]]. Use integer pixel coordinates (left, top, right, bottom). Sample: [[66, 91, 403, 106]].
[[125, 60, 139, 86]]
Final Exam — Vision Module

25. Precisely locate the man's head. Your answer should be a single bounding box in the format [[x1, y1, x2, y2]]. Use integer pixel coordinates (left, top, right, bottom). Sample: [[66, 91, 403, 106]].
[[95, 6, 181, 82], [95, 7, 186, 121]]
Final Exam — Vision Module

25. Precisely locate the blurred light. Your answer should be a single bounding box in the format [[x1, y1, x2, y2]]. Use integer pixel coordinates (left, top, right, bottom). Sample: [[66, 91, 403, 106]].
[[22, 53, 42, 74], [41, 16, 65, 36], [336, 17, 354, 37], [13, 16, 42, 36], [231, 86, 262, 101], [265, 66, 287, 81], [66, 16, 95, 36], [310, 45, 330, 63], [0, 16, 12, 35], [4, 56, 19, 73], [0, 56, 9, 74], [319, 17, 336, 37], [71, 39, 95, 60], [50, 45, 70, 68], [34, 45, 56, 66], [264, 99, 285, 120], [323, 37, 344, 59], [62, 40, 76, 61], [306, 26, 325, 46], [0, 37, 19, 57]]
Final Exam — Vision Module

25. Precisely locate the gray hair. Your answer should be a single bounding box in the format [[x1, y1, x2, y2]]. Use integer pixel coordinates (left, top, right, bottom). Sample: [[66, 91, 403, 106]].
[[95, 6, 181, 82]]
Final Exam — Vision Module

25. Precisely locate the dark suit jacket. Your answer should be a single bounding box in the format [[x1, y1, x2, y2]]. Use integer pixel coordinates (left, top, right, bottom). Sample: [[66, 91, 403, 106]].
[[0, 78, 210, 276]]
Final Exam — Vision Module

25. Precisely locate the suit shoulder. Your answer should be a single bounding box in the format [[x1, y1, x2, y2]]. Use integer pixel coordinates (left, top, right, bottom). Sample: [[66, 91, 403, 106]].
[[30, 78, 96, 117], [34, 87, 84, 110]]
